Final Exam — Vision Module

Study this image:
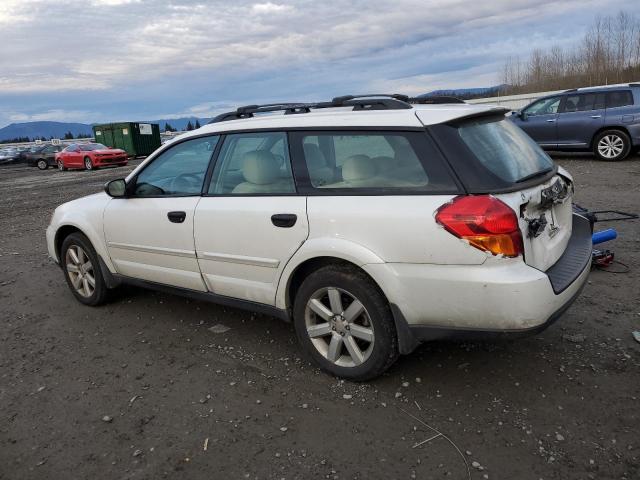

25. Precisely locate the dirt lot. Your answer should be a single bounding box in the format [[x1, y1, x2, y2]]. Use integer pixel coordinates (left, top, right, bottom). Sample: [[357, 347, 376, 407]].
[[0, 156, 639, 480]]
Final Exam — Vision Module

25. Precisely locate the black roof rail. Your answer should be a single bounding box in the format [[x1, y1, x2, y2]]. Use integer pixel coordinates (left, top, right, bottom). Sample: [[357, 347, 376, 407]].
[[564, 88, 578, 92], [408, 96, 466, 104], [208, 94, 413, 124]]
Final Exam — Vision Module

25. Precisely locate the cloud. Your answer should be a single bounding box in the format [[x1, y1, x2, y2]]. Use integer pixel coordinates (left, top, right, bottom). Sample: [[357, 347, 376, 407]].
[[1, 0, 639, 126], [251, 2, 293, 14]]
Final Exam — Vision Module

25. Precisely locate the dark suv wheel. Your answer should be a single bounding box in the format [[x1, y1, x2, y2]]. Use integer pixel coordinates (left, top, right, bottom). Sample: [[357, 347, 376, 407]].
[[593, 129, 631, 161], [293, 264, 398, 381]]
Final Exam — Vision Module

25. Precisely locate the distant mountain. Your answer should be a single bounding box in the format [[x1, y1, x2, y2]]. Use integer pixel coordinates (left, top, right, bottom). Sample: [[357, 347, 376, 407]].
[[419, 85, 508, 100], [0, 121, 93, 142], [0, 117, 213, 142]]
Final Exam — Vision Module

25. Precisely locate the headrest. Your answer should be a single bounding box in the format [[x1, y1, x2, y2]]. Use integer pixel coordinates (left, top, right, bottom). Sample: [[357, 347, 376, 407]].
[[342, 155, 377, 181], [242, 150, 280, 185], [303, 143, 327, 169]]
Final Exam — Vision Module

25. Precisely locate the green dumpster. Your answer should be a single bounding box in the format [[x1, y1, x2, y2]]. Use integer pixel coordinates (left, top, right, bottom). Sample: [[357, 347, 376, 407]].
[[92, 122, 161, 157]]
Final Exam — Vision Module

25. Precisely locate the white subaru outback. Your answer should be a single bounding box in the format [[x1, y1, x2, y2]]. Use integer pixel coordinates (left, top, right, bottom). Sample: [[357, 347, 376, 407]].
[[46, 95, 592, 380]]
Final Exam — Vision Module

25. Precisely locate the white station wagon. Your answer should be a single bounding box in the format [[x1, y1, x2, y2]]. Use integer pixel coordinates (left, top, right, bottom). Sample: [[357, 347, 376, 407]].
[[47, 95, 592, 380]]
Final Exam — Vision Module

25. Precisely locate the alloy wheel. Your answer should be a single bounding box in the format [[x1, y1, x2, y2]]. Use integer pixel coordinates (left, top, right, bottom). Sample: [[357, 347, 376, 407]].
[[37, 160, 47, 170], [65, 245, 95, 298], [85, 157, 93, 170], [304, 287, 375, 367], [57, 160, 64, 171], [597, 134, 624, 159]]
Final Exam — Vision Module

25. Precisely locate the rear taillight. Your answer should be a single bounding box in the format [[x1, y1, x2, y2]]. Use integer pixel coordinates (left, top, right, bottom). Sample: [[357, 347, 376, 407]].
[[435, 195, 523, 257]]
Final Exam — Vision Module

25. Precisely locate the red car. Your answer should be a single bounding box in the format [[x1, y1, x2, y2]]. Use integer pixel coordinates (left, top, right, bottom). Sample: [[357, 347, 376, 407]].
[[55, 143, 128, 171]]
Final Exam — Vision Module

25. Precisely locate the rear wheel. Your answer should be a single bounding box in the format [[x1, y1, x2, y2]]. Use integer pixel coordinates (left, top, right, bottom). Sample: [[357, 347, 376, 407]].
[[36, 159, 48, 170], [593, 129, 631, 161], [84, 156, 94, 170], [293, 264, 398, 381], [61, 233, 110, 306]]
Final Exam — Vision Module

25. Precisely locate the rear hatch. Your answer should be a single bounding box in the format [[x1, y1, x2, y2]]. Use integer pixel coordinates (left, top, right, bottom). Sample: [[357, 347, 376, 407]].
[[423, 111, 574, 271]]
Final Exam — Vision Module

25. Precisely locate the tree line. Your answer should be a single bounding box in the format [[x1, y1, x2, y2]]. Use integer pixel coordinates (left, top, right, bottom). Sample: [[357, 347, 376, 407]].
[[163, 119, 201, 132], [502, 10, 640, 94]]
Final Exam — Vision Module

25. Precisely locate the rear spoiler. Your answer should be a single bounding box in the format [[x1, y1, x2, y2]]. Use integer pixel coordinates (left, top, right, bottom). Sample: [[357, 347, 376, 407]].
[[445, 107, 511, 125]]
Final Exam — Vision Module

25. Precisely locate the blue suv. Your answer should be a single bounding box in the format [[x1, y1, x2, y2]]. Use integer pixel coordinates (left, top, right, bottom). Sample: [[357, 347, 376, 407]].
[[510, 84, 640, 161]]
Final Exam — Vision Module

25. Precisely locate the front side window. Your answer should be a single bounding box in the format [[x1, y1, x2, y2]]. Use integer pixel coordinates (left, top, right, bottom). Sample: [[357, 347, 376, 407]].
[[458, 117, 554, 183], [208, 132, 295, 195], [606, 90, 633, 108], [524, 97, 561, 116], [296, 132, 457, 192], [134, 136, 219, 197]]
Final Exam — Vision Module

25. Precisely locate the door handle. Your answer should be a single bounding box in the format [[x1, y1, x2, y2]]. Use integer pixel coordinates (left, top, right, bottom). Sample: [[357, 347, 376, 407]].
[[271, 214, 297, 228], [546, 119, 556, 123], [591, 115, 602, 119], [167, 211, 186, 223]]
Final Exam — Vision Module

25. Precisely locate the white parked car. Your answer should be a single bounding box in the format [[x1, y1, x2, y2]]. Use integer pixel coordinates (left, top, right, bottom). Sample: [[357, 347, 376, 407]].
[[46, 95, 592, 380]]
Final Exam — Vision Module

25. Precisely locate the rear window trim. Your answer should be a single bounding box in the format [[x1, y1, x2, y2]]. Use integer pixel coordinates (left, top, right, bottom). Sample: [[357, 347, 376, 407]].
[[288, 129, 464, 196]]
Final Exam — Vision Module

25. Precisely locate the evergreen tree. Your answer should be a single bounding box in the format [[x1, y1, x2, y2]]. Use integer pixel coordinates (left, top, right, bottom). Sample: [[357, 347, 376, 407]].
[[194, 119, 201, 129], [186, 121, 194, 131], [164, 122, 175, 132]]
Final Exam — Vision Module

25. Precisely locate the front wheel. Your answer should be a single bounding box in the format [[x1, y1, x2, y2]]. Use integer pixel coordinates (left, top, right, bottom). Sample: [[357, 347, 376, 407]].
[[60, 233, 110, 306], [37, 159, 48, 170], [57, 160, 66, 171], [593, 130, 631, 161], [293, 265, 398, 381], [84, 156, 94, 170]]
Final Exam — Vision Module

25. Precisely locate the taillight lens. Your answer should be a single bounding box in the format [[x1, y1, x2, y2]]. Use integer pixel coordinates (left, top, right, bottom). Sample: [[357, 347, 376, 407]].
[[435, 195, 524, 257]]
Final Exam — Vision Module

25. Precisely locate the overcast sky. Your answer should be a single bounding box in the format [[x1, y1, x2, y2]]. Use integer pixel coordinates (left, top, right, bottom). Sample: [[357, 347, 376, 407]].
[[1, 0, 637, 127]]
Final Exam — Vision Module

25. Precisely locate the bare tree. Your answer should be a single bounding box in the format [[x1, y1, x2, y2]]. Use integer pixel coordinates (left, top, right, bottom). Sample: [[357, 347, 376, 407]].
[[501, 10, 640, 94]]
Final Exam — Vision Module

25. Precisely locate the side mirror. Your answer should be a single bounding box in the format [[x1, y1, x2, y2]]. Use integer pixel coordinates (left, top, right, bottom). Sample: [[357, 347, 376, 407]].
[[105, 178, 127, 197], [519, 111, 528, 121]]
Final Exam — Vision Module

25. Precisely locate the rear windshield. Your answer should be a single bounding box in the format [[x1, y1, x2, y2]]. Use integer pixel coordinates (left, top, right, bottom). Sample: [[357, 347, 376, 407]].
[[458, 118, 554, 183]]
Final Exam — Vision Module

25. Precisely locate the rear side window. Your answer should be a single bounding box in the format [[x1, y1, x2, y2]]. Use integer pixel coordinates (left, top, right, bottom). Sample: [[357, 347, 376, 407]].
[[208, 132, 295, 195], [292, 131, 458, 193], [563, 93, 605, 112], [458, 118, 554, 183], [606, 90, 633, 108]]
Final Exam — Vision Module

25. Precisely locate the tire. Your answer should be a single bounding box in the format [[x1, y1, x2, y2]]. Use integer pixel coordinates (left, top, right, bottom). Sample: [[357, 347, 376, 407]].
[[60, 233, 110, 306], [84, 156, 94, 170], [593, 129, 631, 161], [293, 264, 399, 381], [57, 160, 66, 171], [36, 159, 48, 170]]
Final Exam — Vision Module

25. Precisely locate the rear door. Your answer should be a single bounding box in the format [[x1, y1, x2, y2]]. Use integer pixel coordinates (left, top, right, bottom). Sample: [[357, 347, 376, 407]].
[[194, 131, 308, 305], [604, 89, 635, 123], [441, 115, 574, 271], [556, 92, 605, 147]]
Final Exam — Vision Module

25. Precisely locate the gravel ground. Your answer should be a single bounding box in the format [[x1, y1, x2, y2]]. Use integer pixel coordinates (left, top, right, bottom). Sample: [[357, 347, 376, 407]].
[[0, 155, 639, 480]]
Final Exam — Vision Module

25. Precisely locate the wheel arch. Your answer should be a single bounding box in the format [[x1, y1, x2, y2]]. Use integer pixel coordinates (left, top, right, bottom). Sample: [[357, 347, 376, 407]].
[[52, 221, 115, 273], [590, 125, 631, 148]]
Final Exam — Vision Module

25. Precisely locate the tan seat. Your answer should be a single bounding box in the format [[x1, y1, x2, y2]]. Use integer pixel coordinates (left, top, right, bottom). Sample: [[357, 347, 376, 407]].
[[232, 150, 295, 194]]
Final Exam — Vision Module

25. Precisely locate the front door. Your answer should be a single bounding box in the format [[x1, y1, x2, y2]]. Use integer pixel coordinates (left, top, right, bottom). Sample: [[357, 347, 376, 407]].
[[195, 131, 308, 305], [103, 135, 219, 291], [516, 96, 562, 147], [556, 92, 605, 147]]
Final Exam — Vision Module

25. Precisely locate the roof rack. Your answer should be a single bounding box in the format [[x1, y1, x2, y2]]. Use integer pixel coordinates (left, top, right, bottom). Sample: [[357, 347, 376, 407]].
[[207, 93, 464, 124]]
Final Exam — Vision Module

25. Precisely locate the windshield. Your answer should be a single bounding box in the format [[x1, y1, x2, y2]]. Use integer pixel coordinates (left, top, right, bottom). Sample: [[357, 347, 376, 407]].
[[458, 118, 554, 183], [81, 144, 108, 151]]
